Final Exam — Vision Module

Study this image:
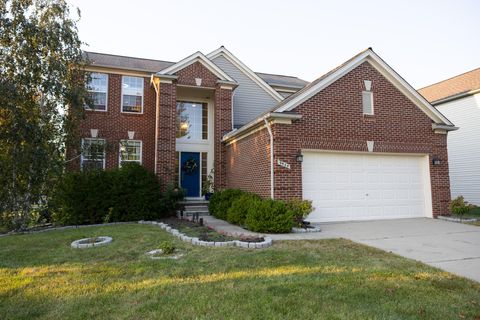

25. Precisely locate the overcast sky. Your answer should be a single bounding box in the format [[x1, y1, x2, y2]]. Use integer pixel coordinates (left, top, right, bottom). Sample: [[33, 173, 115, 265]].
[[68, 0, 479, 88]]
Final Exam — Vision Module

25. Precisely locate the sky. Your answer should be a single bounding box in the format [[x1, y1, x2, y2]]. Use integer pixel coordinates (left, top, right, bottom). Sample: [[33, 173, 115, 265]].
[[67, 0, 480, 88]]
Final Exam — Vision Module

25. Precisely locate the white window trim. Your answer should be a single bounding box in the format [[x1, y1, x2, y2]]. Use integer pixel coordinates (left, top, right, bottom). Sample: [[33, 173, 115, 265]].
[[362, 91, 374, 115], [86, 73, 108, 112], [118, 140, 142, 167], [80, 138, 106, 170], [121, 76, 144, 114], [176, 101, 209, 143]]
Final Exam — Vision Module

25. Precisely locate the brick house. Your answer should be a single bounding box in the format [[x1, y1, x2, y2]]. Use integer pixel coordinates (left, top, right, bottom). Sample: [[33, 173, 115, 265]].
[[70, 47, 457, 222]]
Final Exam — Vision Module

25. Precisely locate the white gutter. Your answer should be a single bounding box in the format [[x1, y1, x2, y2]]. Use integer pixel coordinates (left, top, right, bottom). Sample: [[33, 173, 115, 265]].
[[264, 117, 274, 199]]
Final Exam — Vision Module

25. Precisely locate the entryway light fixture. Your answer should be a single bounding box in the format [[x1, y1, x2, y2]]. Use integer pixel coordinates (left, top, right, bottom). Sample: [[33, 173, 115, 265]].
[[296, 151, 303, 163], [90, 129, 98, 138], [432, 157, 441, 166], [128, 131, 135, 140]]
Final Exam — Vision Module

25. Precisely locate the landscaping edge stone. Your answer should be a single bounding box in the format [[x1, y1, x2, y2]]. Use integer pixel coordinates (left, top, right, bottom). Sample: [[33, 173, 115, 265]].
[[437, 215, 479, 223], [139, 220, 273, 249]]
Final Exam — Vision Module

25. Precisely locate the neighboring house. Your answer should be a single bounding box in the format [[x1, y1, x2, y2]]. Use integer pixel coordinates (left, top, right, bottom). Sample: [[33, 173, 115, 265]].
[[69, 46, 456, 223], [419, 68, 480, 206]]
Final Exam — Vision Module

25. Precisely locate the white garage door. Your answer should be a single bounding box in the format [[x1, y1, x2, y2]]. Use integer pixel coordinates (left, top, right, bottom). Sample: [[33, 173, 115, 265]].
[[302, 152, 432, 222]]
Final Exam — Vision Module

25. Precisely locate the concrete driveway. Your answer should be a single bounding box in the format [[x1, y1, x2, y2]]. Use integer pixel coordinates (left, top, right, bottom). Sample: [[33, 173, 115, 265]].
[[269, 218, 480, 282]]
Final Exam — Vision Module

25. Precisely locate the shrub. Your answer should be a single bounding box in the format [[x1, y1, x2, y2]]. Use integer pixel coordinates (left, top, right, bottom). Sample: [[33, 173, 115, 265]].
[[450, 196, 475, 216], [245, 199, 294, 233], [159, 241, 176, 255], [227, 193, 261, 225], [286, 199, 314, 227], [53, 163, 181, 225], [209, 189, 245, 220]]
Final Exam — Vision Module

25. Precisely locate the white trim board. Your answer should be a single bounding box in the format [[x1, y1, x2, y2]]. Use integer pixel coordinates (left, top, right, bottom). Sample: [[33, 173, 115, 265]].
[[157, 51, 235, 83], [207, 46, 284, 102]]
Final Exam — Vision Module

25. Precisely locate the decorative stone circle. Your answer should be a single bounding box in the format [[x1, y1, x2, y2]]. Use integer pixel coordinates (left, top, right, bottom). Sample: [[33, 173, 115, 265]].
[[71, 236, 113, 248], [146, 249, 185, 260]]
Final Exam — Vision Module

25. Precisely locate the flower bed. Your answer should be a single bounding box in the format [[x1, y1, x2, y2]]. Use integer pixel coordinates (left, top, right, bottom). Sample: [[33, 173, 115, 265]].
[[139, 220, 272, 249]]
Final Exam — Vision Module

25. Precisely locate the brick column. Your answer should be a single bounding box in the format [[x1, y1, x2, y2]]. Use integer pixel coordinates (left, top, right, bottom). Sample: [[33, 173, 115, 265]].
[[156, 82, 177, 188], [214, 86, 233, 190]]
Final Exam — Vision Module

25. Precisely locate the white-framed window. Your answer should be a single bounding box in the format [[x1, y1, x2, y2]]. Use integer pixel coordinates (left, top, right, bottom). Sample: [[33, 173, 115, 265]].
[[121, 76, 144, 113], [362, 91, 374, 115], [119, 140, 142, 167], [81, 138, 106, 170], [176, 101, 208, 141], [86, 73, 108, 111]]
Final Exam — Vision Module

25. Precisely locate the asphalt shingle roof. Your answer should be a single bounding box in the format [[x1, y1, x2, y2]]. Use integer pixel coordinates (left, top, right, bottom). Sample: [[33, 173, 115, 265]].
[[418, 68, 480, 103], [84, 51, 309, 89]]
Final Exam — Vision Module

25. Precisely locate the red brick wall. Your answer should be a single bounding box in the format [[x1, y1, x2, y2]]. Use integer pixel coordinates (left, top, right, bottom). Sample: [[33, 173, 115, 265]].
[[67, 74, 156, 172], [214, 86, 233, 190], [156, 82, 177, 186], [271, 61, 451, 216], [175, 61, 218, 88], [226, 128, 271, 198]]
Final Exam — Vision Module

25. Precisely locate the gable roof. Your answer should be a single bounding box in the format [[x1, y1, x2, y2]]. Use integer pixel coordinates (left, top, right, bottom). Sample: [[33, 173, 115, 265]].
[[85, 51, 174, 73], [223, 48, 455, 142], [157, 51, 235, 82], [418, 67, 480, 104], [273, 48, 454, 125], [207, 46, 284, 101]]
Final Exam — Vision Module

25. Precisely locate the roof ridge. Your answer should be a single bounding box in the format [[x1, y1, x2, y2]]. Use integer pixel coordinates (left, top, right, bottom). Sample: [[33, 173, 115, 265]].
[[255, 71, 304, 79], [85, 51, 175, 64], [418, 67, 480, 90]]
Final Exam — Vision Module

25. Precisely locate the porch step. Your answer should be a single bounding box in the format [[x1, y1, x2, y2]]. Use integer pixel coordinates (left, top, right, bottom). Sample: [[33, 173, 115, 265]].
[[177, 200, 210, 216]]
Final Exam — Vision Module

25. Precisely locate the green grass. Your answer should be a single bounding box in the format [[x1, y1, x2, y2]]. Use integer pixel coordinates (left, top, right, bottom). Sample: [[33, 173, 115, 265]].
[[0, 224, 479, 319]]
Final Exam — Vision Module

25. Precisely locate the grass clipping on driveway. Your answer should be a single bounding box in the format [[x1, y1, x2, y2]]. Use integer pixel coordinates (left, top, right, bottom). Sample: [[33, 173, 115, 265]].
[[0, 224, 479, 320]]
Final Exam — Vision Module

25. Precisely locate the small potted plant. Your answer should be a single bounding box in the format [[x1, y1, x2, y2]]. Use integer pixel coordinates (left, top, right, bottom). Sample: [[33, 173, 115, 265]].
[[202, 168, 214, 200]]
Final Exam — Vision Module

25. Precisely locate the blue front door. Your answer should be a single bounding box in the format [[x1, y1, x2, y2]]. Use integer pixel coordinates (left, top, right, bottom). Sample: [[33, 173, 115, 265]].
[[180, 152, 201, 197]]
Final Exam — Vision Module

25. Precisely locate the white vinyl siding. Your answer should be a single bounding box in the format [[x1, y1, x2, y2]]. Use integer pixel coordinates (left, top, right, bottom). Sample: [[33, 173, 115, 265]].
[[436, 93, 480, 205], [121, 76, 144, 113], [362, 91, 374, 115], [302, 152, 431, 222], [211, 55, 278, 128]]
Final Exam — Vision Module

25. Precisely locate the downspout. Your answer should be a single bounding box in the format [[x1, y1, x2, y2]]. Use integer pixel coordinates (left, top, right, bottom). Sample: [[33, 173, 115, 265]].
[[264, 117, 274, 199], [151, 76, 160, 174]]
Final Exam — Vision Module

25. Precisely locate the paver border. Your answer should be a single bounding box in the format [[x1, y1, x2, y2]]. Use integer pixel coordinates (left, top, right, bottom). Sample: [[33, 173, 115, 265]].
[[139, 220, 273, 249], [71, 236, 113, 248]]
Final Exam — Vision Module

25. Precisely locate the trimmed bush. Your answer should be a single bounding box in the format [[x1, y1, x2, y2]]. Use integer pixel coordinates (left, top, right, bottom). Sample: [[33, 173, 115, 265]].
[[450, 196, 475, 216], [286, 199, 314, 227], [53, 163, 182, 225], [209, 189, 245, 220], [245, 199, 294, 233], [227, 193, 261, 225]]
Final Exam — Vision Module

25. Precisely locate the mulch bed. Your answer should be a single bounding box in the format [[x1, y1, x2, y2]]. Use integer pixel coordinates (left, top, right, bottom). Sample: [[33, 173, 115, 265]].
[[159, 217, 264, 243]]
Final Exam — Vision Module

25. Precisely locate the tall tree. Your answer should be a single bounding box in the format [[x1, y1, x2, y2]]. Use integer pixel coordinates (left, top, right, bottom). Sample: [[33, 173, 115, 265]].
[[0, 0, 88, 229]]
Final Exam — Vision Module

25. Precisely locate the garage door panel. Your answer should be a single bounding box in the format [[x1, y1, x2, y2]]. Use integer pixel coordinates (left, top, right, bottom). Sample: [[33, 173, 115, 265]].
[[303, 152, 431, 222]]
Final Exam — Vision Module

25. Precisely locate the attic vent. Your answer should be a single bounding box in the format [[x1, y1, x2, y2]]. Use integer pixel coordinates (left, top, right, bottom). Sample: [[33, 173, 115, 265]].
[[362, 91, 374, 115]]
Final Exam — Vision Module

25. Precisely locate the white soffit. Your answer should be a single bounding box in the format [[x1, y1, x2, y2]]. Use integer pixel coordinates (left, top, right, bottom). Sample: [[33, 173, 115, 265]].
[[207, 46, 284, 101]]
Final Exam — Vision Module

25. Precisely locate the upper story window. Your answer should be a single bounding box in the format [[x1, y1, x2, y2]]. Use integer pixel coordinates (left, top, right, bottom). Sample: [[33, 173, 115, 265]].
[[87, 73, 108, 111], [176, 101, 208, 141], [81, 138, 106, 170], [122, 76, 144, 113], [119, 140, 142, 167]]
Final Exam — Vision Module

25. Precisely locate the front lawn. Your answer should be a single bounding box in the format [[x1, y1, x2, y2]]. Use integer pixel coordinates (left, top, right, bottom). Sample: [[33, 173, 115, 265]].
[[1, 224, 479, 319]]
